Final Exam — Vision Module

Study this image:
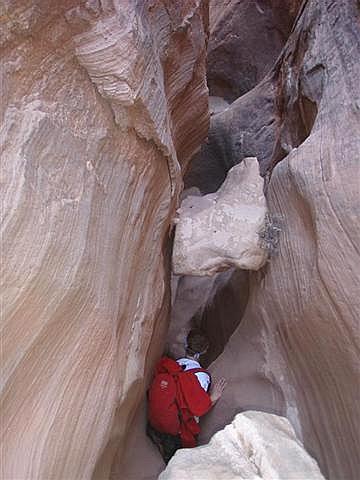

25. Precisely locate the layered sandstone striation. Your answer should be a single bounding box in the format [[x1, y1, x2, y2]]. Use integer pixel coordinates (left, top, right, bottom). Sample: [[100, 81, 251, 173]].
[[0, 1, 209, 479], [160, 411, 325, 480], [173, 158, 268, 276], [197, 1, 360, 479]]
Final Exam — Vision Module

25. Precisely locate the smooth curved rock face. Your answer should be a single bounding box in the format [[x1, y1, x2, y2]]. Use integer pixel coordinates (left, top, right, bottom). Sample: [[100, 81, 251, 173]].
[[0, 1, 209, 479], [173, 158, 268, 276], [167, 273, 222, 358], [200, 1, 360, 479], [159, 411, 325, 480]]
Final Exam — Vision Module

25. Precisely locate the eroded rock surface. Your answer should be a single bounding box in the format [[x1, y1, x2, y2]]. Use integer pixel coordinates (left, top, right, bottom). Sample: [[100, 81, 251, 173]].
[[173, 158, 268, 276], [160, 411, 325, 480], [0, 1, 209, 479], [199, 1, 360, 479], [185, 79, 278, 192], [185, 0, 323, 191], [207, 0, 302, 101]]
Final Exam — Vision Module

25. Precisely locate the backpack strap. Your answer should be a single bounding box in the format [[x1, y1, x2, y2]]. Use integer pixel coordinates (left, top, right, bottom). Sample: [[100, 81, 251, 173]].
[[186, 367, 208, 375], [184, 367, 212, 388]]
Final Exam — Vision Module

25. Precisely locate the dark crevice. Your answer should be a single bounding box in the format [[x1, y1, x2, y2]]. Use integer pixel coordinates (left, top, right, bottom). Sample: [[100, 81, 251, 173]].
[[184, 269, 250, 368]]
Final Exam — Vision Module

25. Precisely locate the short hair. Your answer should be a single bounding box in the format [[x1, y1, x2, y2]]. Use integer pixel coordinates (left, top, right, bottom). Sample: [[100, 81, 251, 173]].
[[186, 329, 209, 355]]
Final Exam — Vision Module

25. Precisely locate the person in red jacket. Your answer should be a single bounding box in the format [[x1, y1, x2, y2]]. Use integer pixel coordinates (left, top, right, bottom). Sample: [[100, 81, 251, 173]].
[[147, 329, 227, 463]]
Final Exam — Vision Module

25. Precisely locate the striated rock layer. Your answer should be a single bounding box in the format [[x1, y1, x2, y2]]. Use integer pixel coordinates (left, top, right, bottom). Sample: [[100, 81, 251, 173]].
[[199, 1, 360, 479], [0, 1, 209, 479], [160, 411, 325, 480]]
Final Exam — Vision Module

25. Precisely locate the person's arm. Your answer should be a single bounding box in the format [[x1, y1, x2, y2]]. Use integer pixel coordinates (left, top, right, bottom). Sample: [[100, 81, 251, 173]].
[[209, 377, 227, 405]]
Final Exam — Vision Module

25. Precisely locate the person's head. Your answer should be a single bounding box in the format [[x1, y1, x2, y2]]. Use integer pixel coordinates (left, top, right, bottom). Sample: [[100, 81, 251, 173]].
[[185, 329, 209, 359]]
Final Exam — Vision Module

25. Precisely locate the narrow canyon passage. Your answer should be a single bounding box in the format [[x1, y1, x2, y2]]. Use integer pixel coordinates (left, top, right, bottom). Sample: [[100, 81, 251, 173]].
[[120, 1, 360, 478], [1, 1, 359, 480]]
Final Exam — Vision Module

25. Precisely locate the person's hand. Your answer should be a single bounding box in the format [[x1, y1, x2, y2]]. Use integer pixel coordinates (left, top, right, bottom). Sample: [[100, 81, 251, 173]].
[[210, 377, 227, 404]]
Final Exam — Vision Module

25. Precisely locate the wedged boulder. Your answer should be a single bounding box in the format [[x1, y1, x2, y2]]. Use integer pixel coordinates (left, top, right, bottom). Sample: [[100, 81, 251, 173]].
[[173, 158, 268, 276], [0, 1, 209, 479], [159, 411, 325, 480]]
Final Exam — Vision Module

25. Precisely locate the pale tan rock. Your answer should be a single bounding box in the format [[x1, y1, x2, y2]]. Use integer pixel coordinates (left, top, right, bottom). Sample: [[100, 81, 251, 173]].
[[159, 411, 325, 480], [172, 158, 268, 276], [0, 1, 209, 479]]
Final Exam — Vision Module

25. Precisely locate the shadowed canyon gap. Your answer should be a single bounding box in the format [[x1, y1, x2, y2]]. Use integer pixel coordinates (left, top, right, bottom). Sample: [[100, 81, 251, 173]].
[[1, 0, 359, 479]]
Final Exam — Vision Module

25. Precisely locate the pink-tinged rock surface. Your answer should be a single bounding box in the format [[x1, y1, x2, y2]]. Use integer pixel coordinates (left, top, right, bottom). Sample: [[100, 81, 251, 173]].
[[200, 1, 360, 479], [0, 1, 209, 479]]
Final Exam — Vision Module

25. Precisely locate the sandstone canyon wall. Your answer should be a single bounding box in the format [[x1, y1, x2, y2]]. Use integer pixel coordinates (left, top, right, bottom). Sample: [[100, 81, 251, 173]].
[[0, 1, 209, 479], [195, 2, 360, 480]]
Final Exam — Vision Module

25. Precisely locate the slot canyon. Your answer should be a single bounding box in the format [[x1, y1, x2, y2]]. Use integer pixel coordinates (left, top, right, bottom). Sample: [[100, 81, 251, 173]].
[[1, 1, 359, 479]]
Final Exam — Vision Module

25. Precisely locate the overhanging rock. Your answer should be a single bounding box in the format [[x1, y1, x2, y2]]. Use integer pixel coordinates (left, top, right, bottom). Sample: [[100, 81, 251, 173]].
[[172, 157, 268, 276]]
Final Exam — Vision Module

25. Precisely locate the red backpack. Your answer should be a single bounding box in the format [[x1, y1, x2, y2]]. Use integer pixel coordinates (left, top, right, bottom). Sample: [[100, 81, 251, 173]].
[[147, 357, 212, 447]]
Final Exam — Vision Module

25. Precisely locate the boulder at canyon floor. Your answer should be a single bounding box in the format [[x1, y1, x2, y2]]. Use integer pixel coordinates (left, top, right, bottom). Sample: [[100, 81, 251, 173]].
[[159, 411, 325, 480]]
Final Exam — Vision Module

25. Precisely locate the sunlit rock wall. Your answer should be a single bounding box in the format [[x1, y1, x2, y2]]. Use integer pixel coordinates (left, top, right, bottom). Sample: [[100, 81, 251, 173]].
[[0, 1, 209, 479], [200, 1, 360, 479]]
